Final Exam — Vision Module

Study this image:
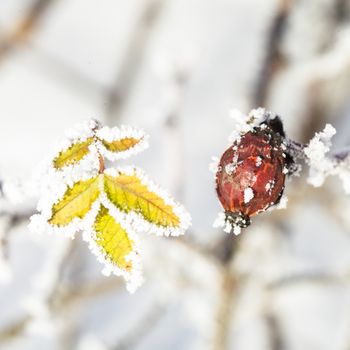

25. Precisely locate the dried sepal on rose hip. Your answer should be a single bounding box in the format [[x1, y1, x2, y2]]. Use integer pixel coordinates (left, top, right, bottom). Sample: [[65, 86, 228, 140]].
[[212, 108, 295, 235]]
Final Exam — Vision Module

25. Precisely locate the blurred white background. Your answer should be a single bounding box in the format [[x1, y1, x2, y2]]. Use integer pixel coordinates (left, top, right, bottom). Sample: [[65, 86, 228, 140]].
[[1, 0, 350, 349]]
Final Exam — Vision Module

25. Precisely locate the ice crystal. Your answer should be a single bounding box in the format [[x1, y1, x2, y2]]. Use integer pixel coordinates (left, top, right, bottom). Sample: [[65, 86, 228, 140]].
[[244, 187, 254, 203], [29, 120, 191, 292], [304, 124, 350, 193]]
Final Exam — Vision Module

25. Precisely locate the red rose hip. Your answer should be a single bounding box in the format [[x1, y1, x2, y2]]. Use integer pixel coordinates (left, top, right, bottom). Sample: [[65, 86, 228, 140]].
[[216, 120, 289, 230]]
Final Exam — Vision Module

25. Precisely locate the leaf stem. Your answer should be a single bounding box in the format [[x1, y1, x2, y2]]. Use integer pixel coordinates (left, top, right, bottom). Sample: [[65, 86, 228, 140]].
[[98, 153, 105, 173]]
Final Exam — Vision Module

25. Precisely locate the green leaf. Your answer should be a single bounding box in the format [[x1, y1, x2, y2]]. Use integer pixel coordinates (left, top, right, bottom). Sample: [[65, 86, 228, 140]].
[[94, 205, 134, 272], [49, 176, 100, 226]]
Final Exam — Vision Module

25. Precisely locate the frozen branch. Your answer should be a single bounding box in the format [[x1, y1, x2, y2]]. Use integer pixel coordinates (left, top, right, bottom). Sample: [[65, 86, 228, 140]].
[[0, 0, 55, 60], [105, 0, 165, 121], [0, 273, 123, 344], [304, 124, 350, 193], [0, 316, 31, 343], [112, 303, 166, 350], [253, 0, 292, 106], [264, 311, 284, 350]]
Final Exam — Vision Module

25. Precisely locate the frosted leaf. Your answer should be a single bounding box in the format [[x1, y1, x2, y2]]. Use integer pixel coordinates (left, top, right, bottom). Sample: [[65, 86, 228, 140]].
[[83, 202, 144, 293], [30, 119, 191, 292], [103, 167, 192, 237], [96, 125, 149, 161]]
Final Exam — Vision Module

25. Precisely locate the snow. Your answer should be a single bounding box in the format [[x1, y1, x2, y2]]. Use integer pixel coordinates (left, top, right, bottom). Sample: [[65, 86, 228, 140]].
[[29, 120, 191, 292], [208, 156, 220, 175], [265, 180, 275, 193], [304, 124, 350, 194], [225, 163, 236, 175], [1, 0, 350, 348], [304, 123, 335, 188], [244, 187, 254, 204], [228, 108, 269, 145], [96, 125, 149, 161], [104, 167, 192, 237], [213, 212, 242, 236], [276, 195, 288, 210]]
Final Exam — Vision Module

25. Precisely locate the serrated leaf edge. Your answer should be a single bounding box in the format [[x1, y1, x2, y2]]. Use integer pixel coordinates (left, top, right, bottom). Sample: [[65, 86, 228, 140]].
[[82, 201, 143, 293], [29, 175, 102, 237], [96, 126, 149, 161], [53, 137, 94, 170], [103, 166, 192, 237]]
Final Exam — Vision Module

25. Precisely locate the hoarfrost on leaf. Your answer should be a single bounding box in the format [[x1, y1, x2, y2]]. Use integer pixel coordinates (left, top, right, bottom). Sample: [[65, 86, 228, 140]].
[[29, 119, 191, 292]]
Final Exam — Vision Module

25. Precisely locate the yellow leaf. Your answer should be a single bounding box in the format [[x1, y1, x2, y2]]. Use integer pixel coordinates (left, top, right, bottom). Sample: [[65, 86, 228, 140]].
[[101, 137, 143, 153], [53, 138, 93, 169], [94, 205, 134, 272], [104, 171, 180, 228], [49, 176, 100, 226]]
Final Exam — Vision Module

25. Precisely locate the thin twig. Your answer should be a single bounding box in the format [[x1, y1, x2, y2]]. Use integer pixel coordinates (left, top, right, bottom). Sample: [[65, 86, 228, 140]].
[[0, 276, 122, 344], [211, 235, 241, 350], [0, 0, 56, 60], [265, 311, 284, 350], [104, 0, 165, 122], [212, 271, 236, 350], [0, 316, 31, 343], [112, 303, 166, 350], [252, 0, 293, 107], [266, 271, 345, 290]]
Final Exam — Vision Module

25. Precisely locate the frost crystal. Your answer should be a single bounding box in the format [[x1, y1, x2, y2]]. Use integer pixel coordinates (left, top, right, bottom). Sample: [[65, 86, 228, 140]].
[[209, 156, 220, 175], [276, 195, 288, 210], [228, 107, 273, 145], [96, 125, 149, 161], [244, 187, 254, 203], [304, 124, 350, 193], [304, 124, 336, 187], [213, 212, 242, 236], [29, 119, 191, 292]]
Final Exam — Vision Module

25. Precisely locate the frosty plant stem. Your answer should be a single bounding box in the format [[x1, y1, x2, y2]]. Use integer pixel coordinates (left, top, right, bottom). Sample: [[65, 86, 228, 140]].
[[29, 119, 191, 292]]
